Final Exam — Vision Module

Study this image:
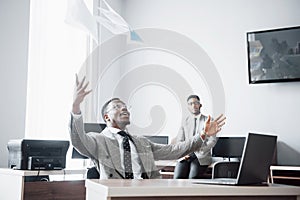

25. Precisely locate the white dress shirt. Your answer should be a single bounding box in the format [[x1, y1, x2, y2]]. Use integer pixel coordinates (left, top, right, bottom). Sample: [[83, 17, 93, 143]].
[[194, 113, 201, 135], [104, 127, 143, 179]]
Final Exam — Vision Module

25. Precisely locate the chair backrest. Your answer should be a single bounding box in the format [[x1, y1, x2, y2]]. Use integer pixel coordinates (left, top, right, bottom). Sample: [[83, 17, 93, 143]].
[[87, 166, 100, 179], [212, 161, 240, 178]]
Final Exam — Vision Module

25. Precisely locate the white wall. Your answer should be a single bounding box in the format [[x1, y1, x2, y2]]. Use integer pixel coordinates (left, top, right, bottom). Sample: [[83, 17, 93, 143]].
[[122, 0, 300, 165], [0, 0, 30, 167]]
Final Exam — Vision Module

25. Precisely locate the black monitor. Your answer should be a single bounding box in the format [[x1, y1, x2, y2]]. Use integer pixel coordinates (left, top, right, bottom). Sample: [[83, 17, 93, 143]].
[[144, 135, 169, 144], [212, 137, 246, 158], [71, 123, 106, 159], [83, 123, 106, 133], [7, 139, 69, 170]]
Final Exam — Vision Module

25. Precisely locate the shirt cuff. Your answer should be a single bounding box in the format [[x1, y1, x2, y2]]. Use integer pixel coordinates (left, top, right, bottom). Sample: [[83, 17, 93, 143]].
[[71, 112, 82, 119], [200, 131, 207, 141]]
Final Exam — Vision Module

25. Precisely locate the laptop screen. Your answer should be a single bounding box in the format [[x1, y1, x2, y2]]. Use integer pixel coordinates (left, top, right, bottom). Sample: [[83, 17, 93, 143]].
[[237, 133, 277, 185]]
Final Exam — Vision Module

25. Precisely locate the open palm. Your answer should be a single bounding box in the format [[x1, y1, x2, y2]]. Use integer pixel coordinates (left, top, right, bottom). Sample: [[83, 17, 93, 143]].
[[72, 74, 92, 114], [204, 114, 226, 136]]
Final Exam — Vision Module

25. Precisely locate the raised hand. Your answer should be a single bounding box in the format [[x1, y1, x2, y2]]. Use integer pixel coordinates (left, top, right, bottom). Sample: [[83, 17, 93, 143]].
[[72, 74, 92, 114], [203, 114, 226, 136]]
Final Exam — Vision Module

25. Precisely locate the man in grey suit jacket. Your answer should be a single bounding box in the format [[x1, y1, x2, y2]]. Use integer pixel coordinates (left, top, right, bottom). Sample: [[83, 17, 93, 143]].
[[173, 95, 218, 179], [70, 76, 225, 179]]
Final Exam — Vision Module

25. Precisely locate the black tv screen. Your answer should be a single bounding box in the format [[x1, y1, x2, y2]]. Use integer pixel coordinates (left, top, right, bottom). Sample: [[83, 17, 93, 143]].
[[247, 26, 300, 84]]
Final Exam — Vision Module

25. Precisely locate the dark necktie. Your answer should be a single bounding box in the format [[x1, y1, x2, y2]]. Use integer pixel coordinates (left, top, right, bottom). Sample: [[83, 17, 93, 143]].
[[118, 131, 134, 179], [187, 118, 198, 161], [193, 118, 197, 135]]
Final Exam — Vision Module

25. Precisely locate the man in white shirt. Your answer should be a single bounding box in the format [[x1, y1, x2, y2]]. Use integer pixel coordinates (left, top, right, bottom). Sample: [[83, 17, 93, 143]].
[[70, 76, 225, 179]]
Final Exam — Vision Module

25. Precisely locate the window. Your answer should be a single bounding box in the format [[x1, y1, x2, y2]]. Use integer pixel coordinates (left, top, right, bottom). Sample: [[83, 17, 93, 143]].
[[26, 0, 93, 168]]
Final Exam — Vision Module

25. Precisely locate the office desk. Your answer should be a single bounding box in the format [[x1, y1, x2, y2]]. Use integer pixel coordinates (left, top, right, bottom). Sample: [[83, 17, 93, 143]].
[[155, 160, 177, 178], [0, 168, 86, 200], [270, 165, 300, 186], [85, 179, 300, 200]]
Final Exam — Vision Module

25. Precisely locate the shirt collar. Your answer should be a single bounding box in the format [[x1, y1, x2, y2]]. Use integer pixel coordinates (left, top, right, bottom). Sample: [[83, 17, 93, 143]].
[[108, 126, 123, 134], [193, 113, 202, 120], [107, 127, 130, 136]]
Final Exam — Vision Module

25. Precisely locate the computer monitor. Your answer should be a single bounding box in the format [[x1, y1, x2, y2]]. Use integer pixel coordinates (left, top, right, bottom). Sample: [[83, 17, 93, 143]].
[[8, 139, 69, 170], [84, 123, 106, 133], [212, 137, 246, 158], [144, 135, 169, 144], [71, 123, 106, 159]]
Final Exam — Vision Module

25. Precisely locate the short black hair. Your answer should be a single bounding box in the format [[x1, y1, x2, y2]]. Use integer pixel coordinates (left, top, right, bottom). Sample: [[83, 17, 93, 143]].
[[101, 98, 120, 121], [187, 95, 200, 102]]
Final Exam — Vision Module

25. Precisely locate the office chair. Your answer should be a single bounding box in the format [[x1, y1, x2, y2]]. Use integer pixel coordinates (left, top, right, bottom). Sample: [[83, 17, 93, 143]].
[[212, 161, 240, 178], [210, 137, 245, 179], [87, 166, 100, 179]]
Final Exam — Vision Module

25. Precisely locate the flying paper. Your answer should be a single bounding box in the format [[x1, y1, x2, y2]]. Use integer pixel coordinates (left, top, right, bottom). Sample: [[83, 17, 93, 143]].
[[65, 0, 142, 43], [96, 0, 142, 42], [65, 0, 98, 43]]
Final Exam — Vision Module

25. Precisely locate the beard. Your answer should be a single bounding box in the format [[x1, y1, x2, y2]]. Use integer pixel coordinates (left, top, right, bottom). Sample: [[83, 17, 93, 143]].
[[113, 117, 130, 130], [192, 109, 200, 115]]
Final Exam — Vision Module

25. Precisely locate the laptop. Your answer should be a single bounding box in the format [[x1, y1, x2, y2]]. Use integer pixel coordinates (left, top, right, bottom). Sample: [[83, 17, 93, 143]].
[[194, 133, 277, 185]]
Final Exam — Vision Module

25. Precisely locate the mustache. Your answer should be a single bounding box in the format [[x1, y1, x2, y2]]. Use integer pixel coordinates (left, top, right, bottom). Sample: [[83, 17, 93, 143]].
[[120, 111, 130, 116]]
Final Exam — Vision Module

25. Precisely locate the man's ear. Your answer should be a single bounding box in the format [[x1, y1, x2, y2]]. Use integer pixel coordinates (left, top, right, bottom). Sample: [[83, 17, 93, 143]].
[[104, 114, 110, 122], [199, 103, 202, 108]]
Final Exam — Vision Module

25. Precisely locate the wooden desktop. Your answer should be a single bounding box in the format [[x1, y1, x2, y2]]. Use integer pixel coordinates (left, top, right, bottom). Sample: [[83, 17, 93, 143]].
[[2, 165, 300, 200], [85, 179, 300, 200]]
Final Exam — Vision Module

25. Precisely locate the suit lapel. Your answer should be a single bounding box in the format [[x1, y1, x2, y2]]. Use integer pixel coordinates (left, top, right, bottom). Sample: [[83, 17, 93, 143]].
[[132, 137, 151, 178], [103, 131, 123, 175]]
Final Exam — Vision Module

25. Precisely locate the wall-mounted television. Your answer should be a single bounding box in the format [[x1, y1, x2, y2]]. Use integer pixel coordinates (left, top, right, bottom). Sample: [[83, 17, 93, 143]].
[[247, 26, 300, 84]]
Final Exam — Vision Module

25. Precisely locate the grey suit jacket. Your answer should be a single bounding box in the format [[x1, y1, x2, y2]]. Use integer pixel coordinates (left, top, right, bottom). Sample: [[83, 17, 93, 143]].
[[175, 114, 217, 165], [69, 114, 203, 179]]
